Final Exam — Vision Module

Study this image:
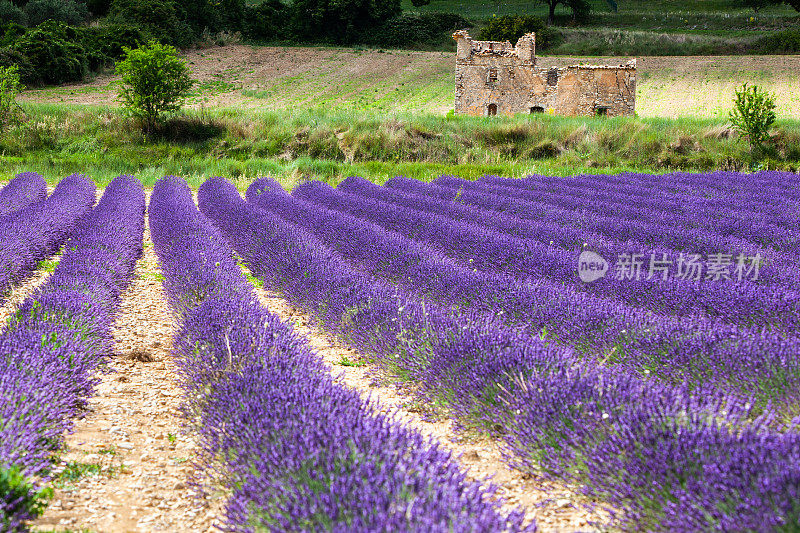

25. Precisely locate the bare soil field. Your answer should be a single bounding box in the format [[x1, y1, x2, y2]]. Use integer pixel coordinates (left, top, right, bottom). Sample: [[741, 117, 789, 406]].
[[19, 44, 800, 119]]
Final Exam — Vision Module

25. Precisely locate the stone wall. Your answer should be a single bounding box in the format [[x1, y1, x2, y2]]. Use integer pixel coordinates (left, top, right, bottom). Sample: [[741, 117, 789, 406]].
[[453, 31, 636, 117]]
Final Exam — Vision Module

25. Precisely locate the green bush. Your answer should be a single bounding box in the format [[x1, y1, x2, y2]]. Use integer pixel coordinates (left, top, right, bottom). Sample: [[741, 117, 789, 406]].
[[23, 0, 89, 27], [115, 41, 195, 132], [108, 0, 193, 47], [242, 3, 470, 48], [1, 23, 27, 47], [0, 64, 22, 130], [478, 15, 563, 51], [0, 1, 26, 25], [80, 22, 149, 70], [0, 46, 32, 77], [290, 0, 402, 44], [11, 20, 88, 85], [0, 465, 52, 528], [753, 29, 800, 53], [730, 83, 777, 150]]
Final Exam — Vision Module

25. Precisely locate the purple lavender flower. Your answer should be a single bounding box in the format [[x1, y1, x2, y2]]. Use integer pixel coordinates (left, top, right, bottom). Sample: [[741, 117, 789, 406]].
[[154, 175, 530, 532], [0, 175, 144, 529]]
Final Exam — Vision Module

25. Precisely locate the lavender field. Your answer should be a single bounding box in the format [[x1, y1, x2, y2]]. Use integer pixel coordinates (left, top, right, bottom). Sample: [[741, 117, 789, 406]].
[[1, 170, 799, 531]]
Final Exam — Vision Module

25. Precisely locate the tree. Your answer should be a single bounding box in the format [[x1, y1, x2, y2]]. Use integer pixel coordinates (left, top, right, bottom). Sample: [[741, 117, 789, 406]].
[[535, 0, 591, 25], [176, 0, 246, 34], [729, 83, 776, 151], [290, 0, 402, 43], [0, 64, 23, 131], [115, 41, 194, 133], [22, 0, 89, 26], [87, 0, 112, 16], [108, 0, 193, 47], [478, 15, 563, 50]]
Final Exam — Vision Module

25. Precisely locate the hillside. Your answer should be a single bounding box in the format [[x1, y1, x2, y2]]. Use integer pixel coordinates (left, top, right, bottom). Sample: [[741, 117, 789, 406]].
[[20, 45, 800, 119]]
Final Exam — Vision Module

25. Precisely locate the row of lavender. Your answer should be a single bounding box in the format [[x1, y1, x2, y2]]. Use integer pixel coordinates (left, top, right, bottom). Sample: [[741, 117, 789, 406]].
[[150, 176, 528, 532], [0, 173, 96, 303], [390, 175, 799, 289], [0, 176, 144, 530], [485, 171, 800, 249], [232, 177, 797, 407], [478, 173, 797, 251], [302, 177, 797, 332], [198, 176, 800, 531], [0, 173, 47, 218], [468, 172, 798, 260]]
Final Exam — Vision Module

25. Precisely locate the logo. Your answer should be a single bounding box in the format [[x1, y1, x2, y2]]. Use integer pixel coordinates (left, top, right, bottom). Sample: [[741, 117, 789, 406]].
[[578, 251, 608, 283]]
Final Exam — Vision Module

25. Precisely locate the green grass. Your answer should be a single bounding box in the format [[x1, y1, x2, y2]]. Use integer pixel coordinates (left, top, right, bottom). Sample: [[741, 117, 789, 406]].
[[136, 270, 165, 281], [36, 259, 59, 273], [394, 0, 800, 55], [337, 355, 368, 367], [1, 103, 798, 189], [403, 0, 799, 28], [57, 462, 102, 483]]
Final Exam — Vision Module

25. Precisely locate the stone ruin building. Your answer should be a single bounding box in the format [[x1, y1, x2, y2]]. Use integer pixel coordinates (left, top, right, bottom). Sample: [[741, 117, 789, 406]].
[[453, 30, 636, 117]]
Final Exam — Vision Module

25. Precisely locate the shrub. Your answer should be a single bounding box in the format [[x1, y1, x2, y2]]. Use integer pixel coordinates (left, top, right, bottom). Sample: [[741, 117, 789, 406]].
[[23, 0, 89, 27], [0, 1, 25, 26], [115, 41, 195, 132], [108, 0, 193, 47], [1, 23, 27, 47], [151, 112, 225, 143], [753, 29, 800, 54], [80, 21, 149, 70], [729, 83, 776, 150], [11, 20, 88, 85], [0, 64, 22, 130], [0, 466, 52, 529], [0, 46, 32, 83], [478, 15, 563, 51], [735, 0, 774, 12]]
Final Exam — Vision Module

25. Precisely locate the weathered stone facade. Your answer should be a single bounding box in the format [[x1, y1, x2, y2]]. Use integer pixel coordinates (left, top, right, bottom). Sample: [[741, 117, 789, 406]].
[[454, 31, 636, 117]]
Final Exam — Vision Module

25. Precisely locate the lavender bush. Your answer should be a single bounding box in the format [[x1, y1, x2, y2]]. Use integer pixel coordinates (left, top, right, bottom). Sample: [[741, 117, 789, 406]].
[[480, 172, 797, 252], [387, 176, 799, 288], [243, 177, 800, 407], [0, 174, 96, 303], [199, 175, 800, 531], [0, 173, 47, 218], [151, 175, 529, 532], [298, 178, 798, 332], [0, 175, 144, 530]]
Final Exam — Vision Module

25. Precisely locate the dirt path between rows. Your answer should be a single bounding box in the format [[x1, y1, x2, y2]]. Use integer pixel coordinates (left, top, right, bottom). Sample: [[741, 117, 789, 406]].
[[251, 284, 612, 532], [31, 228, 224, 533]]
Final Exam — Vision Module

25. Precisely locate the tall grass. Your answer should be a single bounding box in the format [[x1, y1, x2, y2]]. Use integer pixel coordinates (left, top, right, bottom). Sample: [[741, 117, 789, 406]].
[[1, 103, 798, 188]]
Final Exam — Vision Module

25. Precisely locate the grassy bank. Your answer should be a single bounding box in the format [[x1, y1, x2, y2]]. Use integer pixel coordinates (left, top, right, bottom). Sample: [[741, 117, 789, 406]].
[[2, 103, 798, 188]]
